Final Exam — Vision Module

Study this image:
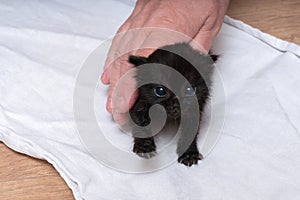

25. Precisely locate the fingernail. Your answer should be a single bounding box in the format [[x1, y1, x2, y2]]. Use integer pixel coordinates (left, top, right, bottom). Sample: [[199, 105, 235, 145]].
[[101, 70, 108, 84]]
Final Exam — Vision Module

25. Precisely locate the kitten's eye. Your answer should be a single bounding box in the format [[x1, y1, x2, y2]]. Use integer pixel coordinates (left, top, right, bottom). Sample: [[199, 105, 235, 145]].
[[185, 86, 196, 96], [154, 86, 167, 97]]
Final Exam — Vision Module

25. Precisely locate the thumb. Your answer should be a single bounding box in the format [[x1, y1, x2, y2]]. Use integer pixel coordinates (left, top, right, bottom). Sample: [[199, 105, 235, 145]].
[[114, 48, 154, 114]]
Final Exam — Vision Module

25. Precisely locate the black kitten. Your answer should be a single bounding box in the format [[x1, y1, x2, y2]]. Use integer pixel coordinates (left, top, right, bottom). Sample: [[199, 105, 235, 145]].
[[128, 43, 217, 166]]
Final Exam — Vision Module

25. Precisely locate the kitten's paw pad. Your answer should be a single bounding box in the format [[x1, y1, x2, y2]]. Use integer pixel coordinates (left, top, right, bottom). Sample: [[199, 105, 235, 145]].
[[178, 152, 203, 167], [133, 140, 156, 159]]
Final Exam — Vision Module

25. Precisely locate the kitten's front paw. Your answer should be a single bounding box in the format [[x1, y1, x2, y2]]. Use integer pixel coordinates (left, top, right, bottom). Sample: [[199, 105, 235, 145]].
[[133, 138, 156, 159], [178, 152, 203, 167]]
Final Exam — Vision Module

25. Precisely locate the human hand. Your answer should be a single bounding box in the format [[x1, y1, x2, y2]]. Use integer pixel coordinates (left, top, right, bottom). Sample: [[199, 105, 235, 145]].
[[101, 0, 229, 125]]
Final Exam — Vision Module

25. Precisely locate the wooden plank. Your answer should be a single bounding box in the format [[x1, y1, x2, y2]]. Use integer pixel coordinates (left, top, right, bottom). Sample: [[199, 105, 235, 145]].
[[0, 143, 57, 182], [0, 143, 74, 199], [227, 0, 300, 44], [0, 175, 74, 200]]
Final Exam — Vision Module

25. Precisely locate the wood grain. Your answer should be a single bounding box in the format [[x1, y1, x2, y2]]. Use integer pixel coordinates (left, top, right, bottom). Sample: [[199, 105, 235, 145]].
[[0, 1, 299, 199], [0, 143, 74, 200], [227, 0, 300, 44]]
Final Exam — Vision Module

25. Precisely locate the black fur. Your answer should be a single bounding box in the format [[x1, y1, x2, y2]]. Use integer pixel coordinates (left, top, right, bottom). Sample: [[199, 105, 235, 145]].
[[129, 43, 217, 166]]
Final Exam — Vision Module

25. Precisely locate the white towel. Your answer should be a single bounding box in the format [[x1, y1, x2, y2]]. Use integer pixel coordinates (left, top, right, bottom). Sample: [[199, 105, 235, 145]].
[[1, 1, 300, 199]]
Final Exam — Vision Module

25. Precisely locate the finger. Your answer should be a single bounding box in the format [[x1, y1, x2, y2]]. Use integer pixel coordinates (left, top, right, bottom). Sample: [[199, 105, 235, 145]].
[[112, 67, 137, 113], [106, 29, 154, 113], [105, 30, 147, 113], [113, 112, 129, 126], [102, 25, 148, 85], [105, 50, 136, 113], [101, 34, 123, 85], [101, 0, 148, 84], [111, 68, 137, 125], [105, 67, 121, 113], [101, 63, 112, 84], [101, 29, 136, 85]]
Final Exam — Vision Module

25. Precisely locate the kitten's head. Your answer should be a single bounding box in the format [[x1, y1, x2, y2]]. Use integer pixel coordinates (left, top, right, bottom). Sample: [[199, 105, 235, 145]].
[[129, 43, 218, 120]]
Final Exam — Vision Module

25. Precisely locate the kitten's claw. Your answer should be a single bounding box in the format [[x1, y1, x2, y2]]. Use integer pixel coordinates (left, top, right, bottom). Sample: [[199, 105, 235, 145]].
[[198, 153, 204, 160], [178, 151, 202, 167], [192, 159, 197, 165], [136, 151, 156, 159], [133, 139, 156, 159]]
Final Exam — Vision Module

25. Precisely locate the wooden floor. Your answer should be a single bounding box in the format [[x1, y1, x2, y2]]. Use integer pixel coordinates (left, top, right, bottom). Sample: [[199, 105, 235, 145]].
[[0, 0, 299, 199], [227, 0, 300, 44]]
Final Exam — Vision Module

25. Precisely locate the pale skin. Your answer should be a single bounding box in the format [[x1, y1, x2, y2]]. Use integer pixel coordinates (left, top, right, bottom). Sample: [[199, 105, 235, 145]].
[[101, 0, 230, 125]]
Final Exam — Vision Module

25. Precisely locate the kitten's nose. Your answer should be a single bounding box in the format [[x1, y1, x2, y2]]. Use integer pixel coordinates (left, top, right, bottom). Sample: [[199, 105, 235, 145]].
[[170, 107, 180, 118], [172, 108, 179, 114], [169, 98, 181, 118]]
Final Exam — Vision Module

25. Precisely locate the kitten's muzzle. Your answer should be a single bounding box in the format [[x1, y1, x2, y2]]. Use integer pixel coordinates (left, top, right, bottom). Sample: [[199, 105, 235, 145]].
[[167, 99, 181, 119]]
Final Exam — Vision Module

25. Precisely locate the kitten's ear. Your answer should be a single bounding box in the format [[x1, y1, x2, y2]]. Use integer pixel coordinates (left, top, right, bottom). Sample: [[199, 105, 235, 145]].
[[208, 51, 219, 62], [129, 55, 148, 66]]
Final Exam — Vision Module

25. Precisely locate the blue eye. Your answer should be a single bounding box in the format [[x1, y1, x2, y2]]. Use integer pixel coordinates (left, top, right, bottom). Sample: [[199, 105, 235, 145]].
[[185, 86, 196, 96], [154, 86, 167, 97]]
